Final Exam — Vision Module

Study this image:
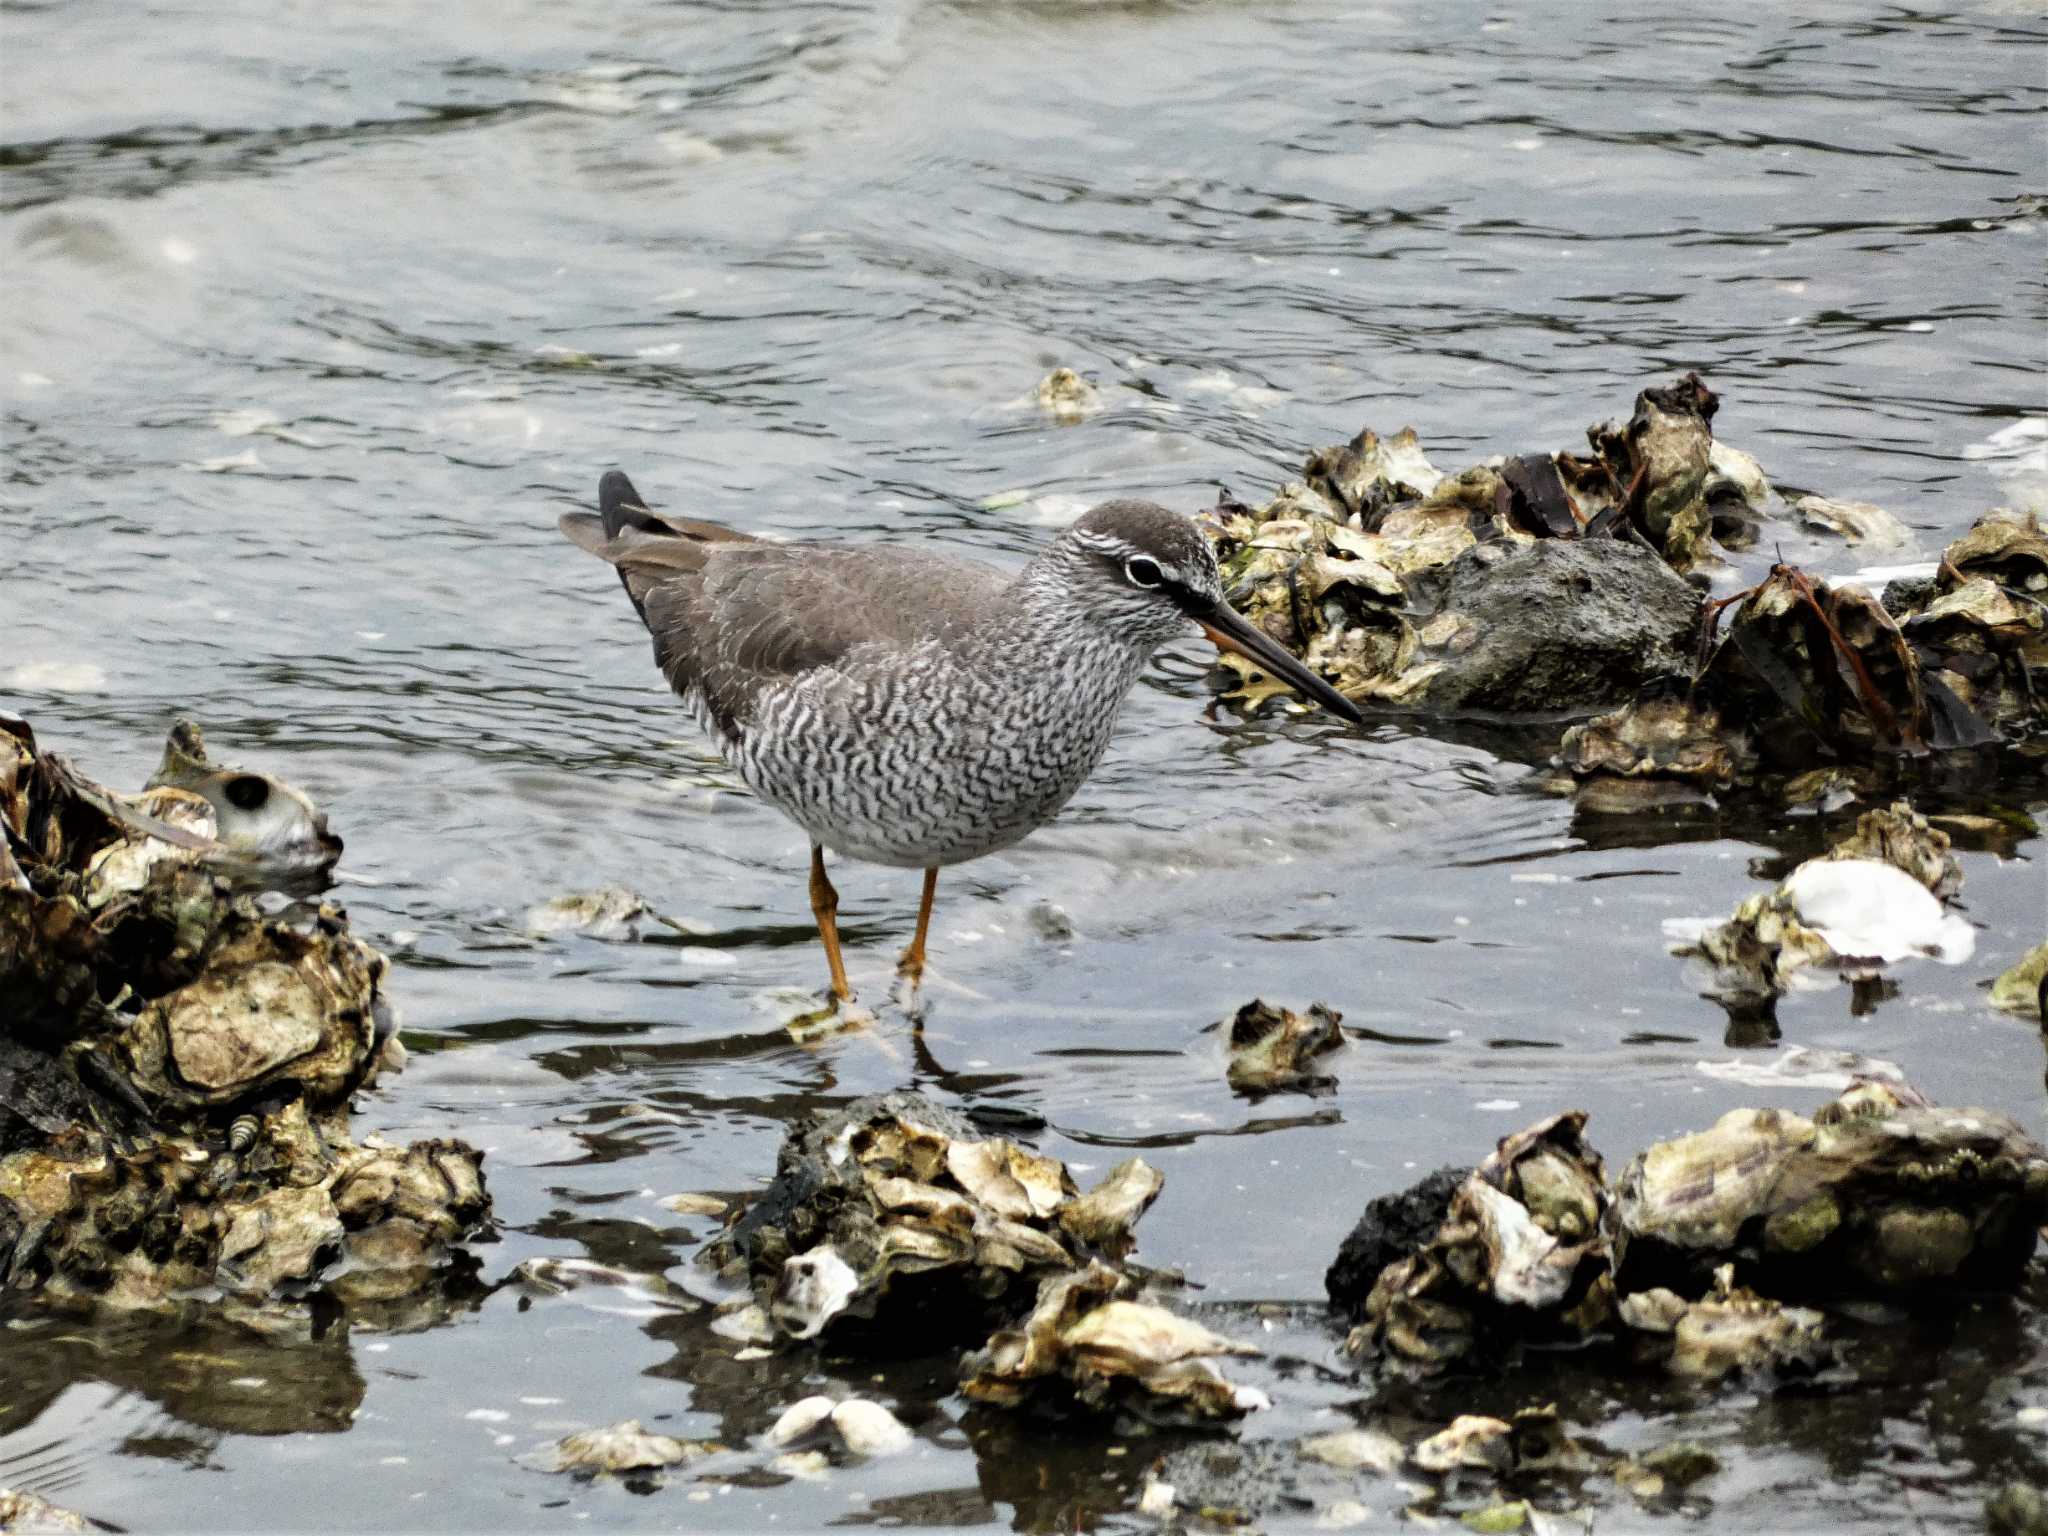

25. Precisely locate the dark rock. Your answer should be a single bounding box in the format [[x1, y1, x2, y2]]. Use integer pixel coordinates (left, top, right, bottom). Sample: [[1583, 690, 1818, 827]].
[[1421, 540, 1704, 714], [1324, 1164, 1469, 1321], [1880, 574, 1938, 621]]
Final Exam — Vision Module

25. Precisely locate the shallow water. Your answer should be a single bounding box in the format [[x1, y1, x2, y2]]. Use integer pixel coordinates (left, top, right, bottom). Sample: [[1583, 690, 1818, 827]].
[[3, 0, 2046, 1529]]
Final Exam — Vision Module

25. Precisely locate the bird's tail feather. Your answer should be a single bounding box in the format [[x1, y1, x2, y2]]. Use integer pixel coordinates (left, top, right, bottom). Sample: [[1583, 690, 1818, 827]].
[[559, 471, 753, 619]]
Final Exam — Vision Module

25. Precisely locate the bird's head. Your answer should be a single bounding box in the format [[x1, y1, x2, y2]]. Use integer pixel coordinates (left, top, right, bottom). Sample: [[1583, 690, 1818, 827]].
[[1047, 499, 1362, 723]]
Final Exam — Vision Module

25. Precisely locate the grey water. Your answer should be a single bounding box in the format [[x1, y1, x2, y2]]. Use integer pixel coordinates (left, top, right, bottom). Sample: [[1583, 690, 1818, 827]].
[[2, 0, 2045, 1529]]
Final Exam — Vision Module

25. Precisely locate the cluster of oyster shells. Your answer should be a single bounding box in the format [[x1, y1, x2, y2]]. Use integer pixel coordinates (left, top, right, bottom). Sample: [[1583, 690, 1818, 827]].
[[1341, 1076, 2047, 1379], [1560, 507, 2047, 805], [703, 1091, 1268, 1425], [1196, 375, 1765, 714], [1667, 801, 1975, 1007], [1354, 1112, 1614, 1370], [1, 715, 489, 1306]]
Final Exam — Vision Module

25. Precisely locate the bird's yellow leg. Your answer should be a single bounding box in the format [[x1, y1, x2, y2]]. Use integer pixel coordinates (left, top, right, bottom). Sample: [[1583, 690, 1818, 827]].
[[809, 844, 855, 1004], [896, 868, 939, 984]]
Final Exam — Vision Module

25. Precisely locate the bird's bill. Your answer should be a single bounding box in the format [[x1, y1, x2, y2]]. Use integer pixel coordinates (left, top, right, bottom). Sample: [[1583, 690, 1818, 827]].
[[1194, 601, 1363, 723]]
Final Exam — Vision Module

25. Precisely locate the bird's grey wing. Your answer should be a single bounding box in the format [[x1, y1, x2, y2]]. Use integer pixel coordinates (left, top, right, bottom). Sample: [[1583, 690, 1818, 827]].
[[646, 544, 1011, 738]]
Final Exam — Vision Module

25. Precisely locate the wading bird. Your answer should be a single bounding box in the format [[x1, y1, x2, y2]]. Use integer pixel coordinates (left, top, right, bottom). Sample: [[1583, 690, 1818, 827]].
[[561, 472, 1359, 1009]]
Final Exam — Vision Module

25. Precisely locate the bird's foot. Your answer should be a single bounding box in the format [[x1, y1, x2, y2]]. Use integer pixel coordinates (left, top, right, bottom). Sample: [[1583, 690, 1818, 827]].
[[785, 988, 876, 1043]]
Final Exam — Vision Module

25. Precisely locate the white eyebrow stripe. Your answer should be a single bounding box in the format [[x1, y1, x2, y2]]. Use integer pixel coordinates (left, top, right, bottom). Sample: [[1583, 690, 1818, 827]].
[[1069, 529, 1138, 560]]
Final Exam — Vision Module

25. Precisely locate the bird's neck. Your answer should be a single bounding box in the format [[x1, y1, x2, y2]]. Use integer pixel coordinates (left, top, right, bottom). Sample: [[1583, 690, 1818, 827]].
[[965, 554, 1160, 733]]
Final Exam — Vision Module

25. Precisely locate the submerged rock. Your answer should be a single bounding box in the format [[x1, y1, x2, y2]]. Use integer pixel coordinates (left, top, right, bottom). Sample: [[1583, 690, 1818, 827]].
[[525, 886, 668, 940], [1557, 682, 1741, 791]]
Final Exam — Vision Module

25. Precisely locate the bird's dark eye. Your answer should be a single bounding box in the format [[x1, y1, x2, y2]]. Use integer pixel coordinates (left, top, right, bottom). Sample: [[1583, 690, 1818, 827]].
[[1123, 557, 1164, 590]]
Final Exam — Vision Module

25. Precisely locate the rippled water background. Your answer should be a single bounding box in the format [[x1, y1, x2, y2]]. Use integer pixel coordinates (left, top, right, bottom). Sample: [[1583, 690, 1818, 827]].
[[4, 0, 2046, 1529]]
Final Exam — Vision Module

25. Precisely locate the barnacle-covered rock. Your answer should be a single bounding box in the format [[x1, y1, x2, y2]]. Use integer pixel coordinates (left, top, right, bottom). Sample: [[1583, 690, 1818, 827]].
[[1617, 1265, 1829, 1380], [1354, 1113, 1613, 1370], [960, 1261, 1268, 1425], [1610, 1080, 2048, 1299], [704, 1092, 1161, 1344], [1223, 999, 1343, 1096]]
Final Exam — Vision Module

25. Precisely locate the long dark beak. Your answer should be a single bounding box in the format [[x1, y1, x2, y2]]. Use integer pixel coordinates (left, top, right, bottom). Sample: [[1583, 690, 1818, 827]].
[[1189, 598, 1363, 724]]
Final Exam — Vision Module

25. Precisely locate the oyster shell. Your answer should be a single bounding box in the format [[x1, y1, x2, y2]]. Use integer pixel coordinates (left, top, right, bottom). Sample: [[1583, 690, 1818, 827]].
[[1795, 495, 1909, 547], [1618, 1265, 1829, 1380], [529, 1420, 717, 1476], [1989, 941, 2048, 1021], [146, 720, 341, 887], [960, 1261, 1267, 1425], [1224, 998, 1344, 1096]]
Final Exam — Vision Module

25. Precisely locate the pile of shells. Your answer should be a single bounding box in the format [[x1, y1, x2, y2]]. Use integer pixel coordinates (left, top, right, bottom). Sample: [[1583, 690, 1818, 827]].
[[1349, 1113, 1614, 1370], [1195, 374, 1762, 717], [0, 714, 489, 1304], [961, 1260, 1268, 1425], [1612, 1077, 2048, 1301], [1560, 508, 2046, 806], [705, 1091, 1163, 1339], [1666, 801, 1974, 1008], [1331, 1077, 2048, 1378], [702, 1091, 1268, 1424]]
